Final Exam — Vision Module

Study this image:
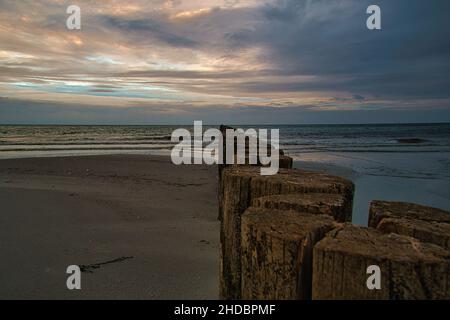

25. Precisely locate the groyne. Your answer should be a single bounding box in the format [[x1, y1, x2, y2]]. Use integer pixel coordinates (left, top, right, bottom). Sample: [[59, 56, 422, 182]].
[[218, 126, 450, 300]]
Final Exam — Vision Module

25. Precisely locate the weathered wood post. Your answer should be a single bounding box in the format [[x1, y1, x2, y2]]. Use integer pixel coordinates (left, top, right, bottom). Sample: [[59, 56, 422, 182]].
[[252, 193, 352, 222], [241, 208, 336, 299], [217, 125, 293, 221], [219, 166, 354, 299], [312, 225, 450, 299], [369, 201, 450, 249]]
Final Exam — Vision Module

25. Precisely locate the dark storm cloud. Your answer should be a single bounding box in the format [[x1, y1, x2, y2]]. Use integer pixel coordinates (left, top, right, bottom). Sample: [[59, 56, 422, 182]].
[[225, 0, 450, 98], [99, 15, 199, 47]]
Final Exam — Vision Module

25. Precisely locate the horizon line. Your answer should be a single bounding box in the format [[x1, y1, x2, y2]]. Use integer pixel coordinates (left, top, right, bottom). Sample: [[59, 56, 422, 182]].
[[0, 122, 449, 127]]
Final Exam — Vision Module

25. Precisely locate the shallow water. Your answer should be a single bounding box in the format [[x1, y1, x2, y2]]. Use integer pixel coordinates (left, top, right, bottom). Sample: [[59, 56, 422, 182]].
[[294, 152, 450, 226]]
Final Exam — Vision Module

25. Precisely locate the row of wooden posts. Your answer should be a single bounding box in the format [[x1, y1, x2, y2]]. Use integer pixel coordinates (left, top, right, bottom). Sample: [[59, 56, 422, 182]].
[[217, 125, 450, 300]]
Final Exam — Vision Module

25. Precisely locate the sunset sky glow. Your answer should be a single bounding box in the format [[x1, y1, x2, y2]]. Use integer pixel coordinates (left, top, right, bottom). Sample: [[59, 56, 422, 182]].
[[0, 0, 449, 124]]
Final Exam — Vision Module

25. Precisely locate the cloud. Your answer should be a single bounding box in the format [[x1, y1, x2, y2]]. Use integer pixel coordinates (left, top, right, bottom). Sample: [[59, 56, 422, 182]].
[[0, 0, 449, 124], [224, 0, 450, 98], [1, 96, 449, 125]]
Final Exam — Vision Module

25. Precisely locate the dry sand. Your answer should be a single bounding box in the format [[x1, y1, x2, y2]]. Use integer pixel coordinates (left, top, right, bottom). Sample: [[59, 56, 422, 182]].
[[0, 155, 219, 299]]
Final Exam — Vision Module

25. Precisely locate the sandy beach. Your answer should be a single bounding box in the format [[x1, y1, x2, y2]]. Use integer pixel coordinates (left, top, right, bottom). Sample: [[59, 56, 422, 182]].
[[0, 155, 219, 299]]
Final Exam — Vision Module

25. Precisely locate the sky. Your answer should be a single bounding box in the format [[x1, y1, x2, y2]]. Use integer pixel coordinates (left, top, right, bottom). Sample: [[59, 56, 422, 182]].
[[0, 0, 449, 124]]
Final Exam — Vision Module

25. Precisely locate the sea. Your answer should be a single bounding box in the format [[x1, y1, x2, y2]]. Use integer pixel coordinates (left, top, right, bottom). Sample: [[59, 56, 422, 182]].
[[1, 123, 449, 224]]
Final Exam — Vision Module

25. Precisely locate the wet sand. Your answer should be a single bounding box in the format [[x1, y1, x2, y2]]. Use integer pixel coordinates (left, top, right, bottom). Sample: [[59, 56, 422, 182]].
[[0, 155, 219, 299]]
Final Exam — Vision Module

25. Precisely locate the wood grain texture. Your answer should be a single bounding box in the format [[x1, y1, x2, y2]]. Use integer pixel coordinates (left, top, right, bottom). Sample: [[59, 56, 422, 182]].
[[313, 225, 450, 300], [252, 193, 352, 222], [241, 208, 336, 300], [369, 201, 450, 249]]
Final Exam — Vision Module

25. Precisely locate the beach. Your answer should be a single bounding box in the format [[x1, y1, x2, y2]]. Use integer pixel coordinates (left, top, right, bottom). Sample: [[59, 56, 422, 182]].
[[0, 155, 219, 299], [1, 124, 449, 299]]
